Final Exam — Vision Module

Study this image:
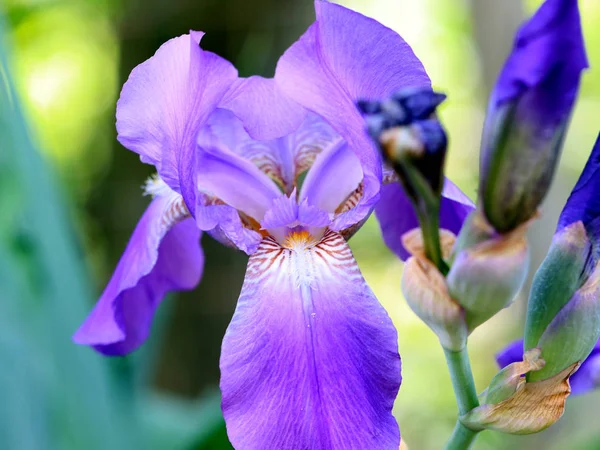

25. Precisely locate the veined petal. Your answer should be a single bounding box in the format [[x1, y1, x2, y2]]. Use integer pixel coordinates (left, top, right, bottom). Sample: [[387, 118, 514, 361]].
[[299, 138, 363, 214], [220, 231, 401, 449], [221, 76, 307, 140], [276, 1, 430, 229], [196, 133, 282, 222], [116, 31, 237, 212], [205, 108, 340, 194], [73, 192, 203, 355], [261, 193, 331, 230], [375, 179, 474, 260]]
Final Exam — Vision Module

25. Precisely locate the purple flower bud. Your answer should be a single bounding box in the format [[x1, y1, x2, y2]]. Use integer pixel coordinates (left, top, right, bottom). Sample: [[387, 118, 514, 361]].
[[517, 135, 600, 385], [479, 0, 588, 233]]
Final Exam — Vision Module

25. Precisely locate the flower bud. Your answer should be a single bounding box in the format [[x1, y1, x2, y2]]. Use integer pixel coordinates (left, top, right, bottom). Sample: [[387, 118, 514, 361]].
[[524, 134, 600, 382], [528, 260, 600, 383], [479, 0, 587, 233], [447, 210, 530, 331], [401, 229, 467, 351], [359, 88, 451, 270], [524, 221, 591, 352]]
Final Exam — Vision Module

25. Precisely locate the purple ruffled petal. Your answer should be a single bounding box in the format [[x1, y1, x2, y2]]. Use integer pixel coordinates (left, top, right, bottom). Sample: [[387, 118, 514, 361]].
[[221, 76, 307, 140], [276, 1, 430, 230], [220, 231, 401, 449], [496, 338, 600, 395], [73, 193, 203, 355], [375, 179, 475, 260], [116, 31, 237, 212]]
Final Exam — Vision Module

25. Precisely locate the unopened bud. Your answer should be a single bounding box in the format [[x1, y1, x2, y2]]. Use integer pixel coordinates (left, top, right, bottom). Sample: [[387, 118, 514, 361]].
[[524, 221, 591, 351], [478, 0, 587, 233], [529, 261, 600, 383], [401, 229, 467, 351], [447, 210, 530, 331]]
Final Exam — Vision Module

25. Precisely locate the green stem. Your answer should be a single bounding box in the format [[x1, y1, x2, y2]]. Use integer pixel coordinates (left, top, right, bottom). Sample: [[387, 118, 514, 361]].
[[443, 347, 481, 450], [416, 203, 448, 275], [445, 422, 479, 450]]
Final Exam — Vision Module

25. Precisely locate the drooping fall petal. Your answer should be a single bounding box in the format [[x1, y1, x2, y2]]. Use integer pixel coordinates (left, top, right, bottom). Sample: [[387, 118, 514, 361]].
[[220, 231, 401, 449], [73, 192, 203, 355]]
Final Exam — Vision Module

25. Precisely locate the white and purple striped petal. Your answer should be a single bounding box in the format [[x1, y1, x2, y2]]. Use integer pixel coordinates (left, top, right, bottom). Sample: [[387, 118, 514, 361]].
[[73, 187, 203, 355], [220, 231, 401, 449], [116, 31, 237, 212], [275, 1, 431, 231]]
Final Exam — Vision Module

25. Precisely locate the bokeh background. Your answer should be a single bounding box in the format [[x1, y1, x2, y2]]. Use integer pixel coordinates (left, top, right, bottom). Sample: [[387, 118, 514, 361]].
[[1, 0, 599, 448]]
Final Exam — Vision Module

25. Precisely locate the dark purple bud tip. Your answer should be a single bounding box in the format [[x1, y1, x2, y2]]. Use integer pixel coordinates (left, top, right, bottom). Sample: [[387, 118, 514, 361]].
[[415, 120, 447, 156], [392, 88, 447, 122], [357, 88, 447, 140], [356, 99, 382, 115]]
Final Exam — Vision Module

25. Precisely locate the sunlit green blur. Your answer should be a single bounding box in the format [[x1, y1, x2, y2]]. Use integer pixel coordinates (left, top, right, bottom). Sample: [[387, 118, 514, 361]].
[[1, 0, 599, 449]]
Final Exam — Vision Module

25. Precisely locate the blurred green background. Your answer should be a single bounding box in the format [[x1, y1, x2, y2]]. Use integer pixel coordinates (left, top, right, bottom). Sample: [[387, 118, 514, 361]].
[[0, 0, 598, 449]]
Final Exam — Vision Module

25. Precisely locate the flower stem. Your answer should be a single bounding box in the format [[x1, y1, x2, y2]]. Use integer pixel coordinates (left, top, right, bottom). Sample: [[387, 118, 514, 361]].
[[443, 347, 481, 450]]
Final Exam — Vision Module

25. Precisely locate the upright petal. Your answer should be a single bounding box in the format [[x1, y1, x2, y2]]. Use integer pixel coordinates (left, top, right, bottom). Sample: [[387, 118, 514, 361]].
[[276, 1, 430, 229], [299, 138, 363, 214], [220, 231, 401, 449], [220, 76, 307, 140], [204, 108, 340, 194], [73, 192, 203, 355], [375, 180, 474, 260], [116, 31, 237, 212]]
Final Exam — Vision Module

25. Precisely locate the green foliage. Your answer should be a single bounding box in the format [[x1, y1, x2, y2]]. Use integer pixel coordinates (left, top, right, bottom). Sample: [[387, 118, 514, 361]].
[[0, 13, 228, 449]]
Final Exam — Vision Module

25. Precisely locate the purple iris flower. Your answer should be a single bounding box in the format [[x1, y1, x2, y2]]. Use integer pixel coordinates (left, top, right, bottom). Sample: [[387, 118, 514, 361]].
[[479, 0, 588, 233], [497, 339, 600, 395], [74, 2, 473, 448]]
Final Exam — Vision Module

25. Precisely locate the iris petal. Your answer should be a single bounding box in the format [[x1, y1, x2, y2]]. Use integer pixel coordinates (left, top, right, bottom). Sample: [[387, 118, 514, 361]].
[[276, 1, 430, 230], [196, 133, 282, 222], [221, 76, 307, 141], [204, 108, 340, 194], [299, 139, 363, 214], [73, 192, 203, 355], [220, 231, 401, 449], [116, 31, 237, 212], [375, 180, 474, 260]]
